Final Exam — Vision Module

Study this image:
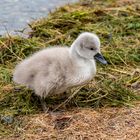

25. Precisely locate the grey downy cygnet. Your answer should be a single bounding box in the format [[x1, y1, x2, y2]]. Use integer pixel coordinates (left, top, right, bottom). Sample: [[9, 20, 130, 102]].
[[13, 32, 107, 111]]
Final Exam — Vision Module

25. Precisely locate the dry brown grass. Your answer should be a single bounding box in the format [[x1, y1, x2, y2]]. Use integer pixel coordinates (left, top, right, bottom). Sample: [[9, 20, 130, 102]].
[[2, 103, 140, 140]]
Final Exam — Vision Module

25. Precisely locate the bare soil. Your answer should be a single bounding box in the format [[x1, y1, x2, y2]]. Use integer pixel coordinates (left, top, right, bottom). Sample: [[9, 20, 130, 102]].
[[5, 104, 140, 140]]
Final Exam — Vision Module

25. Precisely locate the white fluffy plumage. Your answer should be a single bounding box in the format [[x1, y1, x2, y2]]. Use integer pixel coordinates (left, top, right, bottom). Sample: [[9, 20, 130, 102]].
[[13, 32, 107, 98]]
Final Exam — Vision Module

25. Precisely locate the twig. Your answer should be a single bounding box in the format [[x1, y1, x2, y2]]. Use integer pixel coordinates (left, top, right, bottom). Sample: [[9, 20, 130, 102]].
[[108, 68, 131, 75], [52, 86, 84, 111], [81, 92, 108, 103], [87, 88, 101, 99]]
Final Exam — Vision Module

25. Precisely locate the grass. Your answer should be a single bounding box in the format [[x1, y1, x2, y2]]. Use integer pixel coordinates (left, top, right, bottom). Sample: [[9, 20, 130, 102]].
[[0, 0, 140, 137]]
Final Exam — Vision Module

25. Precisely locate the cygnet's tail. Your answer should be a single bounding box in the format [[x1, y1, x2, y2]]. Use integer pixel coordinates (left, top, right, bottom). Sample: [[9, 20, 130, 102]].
[[13, 60, 35, 87]]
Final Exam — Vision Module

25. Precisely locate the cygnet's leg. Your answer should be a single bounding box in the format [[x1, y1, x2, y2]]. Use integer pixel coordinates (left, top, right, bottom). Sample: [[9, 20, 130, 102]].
[[34, 74, 51, 113], [34, 87, 49, 112], [39, 97, 49, 113]]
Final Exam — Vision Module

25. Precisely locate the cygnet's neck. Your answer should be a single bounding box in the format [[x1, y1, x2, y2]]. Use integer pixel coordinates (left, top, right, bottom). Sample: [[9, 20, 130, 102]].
[[69, 42, 88, 64], [69, 41, 79, 56]]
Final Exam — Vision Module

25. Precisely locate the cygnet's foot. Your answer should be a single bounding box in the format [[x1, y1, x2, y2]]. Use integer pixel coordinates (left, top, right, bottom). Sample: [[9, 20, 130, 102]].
[[39, 97, 49, 113]]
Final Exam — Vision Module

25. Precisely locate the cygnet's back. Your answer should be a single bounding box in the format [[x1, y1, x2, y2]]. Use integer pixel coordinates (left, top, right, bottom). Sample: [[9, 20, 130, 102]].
[[13, 32, 107, 99]]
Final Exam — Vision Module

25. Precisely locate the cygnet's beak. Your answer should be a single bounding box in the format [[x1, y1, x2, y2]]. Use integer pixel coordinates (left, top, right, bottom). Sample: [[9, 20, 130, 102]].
[[94, 53, 107, 64]]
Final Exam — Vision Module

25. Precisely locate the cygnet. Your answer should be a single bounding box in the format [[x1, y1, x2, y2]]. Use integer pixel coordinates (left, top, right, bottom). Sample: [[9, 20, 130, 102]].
[[13, 32, 107, 111]]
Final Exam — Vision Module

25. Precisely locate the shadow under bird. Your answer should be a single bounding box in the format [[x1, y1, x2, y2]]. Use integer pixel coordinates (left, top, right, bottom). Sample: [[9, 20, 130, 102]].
[[13, 32, 107, 111]]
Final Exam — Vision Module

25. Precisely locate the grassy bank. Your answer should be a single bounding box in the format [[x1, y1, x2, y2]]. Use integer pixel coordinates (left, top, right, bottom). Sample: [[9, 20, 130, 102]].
[[0, 0, 140, 137]]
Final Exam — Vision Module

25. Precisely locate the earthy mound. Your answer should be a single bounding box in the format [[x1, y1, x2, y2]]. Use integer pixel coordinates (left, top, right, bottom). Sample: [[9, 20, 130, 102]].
[[0, 0, 140, 139]]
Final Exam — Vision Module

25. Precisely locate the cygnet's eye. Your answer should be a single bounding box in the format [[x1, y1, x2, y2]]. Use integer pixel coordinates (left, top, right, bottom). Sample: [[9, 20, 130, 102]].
[[89, 48, 95, 51]]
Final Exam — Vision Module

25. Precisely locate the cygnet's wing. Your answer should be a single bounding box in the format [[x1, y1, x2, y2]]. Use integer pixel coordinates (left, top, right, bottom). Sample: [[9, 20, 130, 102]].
[[33, 63, 68, 98], [13, 47, 70, 90]]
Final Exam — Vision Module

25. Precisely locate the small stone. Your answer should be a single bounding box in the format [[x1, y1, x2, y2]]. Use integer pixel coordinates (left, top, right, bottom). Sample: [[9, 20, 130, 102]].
[[1, 115, 14, 124]]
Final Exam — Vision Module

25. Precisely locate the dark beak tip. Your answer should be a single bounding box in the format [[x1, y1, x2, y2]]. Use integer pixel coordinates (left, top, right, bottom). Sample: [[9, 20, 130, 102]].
[[94, 53, 108, 65], [103, 60, 108, 65]]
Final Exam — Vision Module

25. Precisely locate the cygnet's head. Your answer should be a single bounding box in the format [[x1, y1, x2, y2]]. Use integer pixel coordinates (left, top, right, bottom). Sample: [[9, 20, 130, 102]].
[[71, 32, 107, 64]]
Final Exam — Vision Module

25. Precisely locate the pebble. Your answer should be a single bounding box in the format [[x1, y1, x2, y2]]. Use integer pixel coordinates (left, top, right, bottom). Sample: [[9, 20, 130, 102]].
[[1, 115, 14, 124]]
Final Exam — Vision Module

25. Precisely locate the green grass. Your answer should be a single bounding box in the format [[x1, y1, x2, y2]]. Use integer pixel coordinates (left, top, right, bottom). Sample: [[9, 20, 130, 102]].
[[0, 0, 140, 137]]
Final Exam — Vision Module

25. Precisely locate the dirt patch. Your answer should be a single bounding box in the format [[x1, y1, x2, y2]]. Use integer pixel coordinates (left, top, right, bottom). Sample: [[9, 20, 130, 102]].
[[4, 104, 140, 140]]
